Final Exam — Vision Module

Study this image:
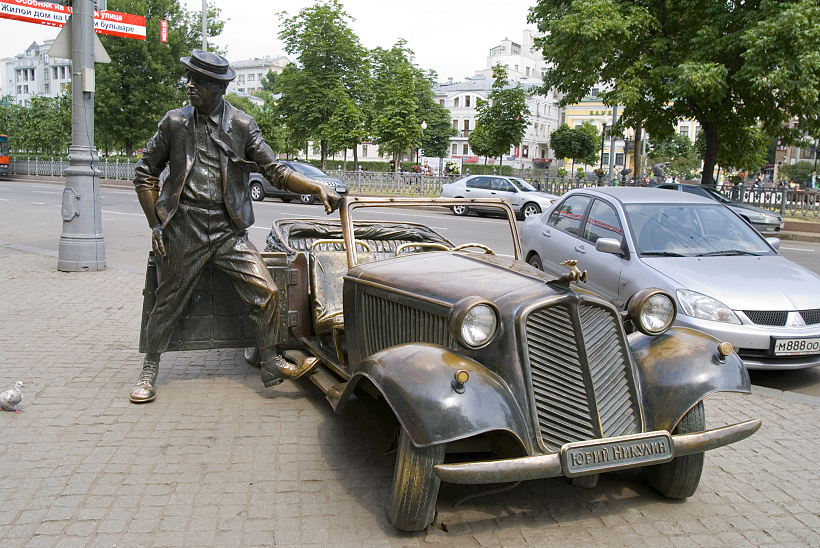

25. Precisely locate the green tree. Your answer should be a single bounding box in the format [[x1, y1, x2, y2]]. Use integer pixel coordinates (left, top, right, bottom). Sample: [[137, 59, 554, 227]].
[[371, 42, 425, 172], [694, 122, 768, 174], [225, 93, 260, 118], [780, 160, 815, 186], [576, 121, 601, 166], [530, 0, 820, 185], [549, 123, 596, 174], [649, 133, 701, 179], [276, 0, 368, 170], [472, 64, 530, 166], [94, 0, 224, 156]]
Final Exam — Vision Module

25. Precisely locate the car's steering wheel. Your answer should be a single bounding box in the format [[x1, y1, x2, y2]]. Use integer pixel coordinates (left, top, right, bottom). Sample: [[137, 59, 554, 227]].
[[451, 243, 495, 255]]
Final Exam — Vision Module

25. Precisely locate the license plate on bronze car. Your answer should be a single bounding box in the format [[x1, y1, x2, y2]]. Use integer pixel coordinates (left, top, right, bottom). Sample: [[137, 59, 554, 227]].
[[560, 431, 673, 477], [771, 337, 820, 356]]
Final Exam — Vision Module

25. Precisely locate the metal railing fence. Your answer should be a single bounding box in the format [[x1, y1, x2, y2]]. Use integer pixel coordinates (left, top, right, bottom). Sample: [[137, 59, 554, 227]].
[[10, 158, 819, 218]]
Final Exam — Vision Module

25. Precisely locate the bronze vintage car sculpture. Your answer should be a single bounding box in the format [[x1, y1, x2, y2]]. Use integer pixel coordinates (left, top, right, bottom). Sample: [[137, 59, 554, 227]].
[[140, 196, 761, 532]]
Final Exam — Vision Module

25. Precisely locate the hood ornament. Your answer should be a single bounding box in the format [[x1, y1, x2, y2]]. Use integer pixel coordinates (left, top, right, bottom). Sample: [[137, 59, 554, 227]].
[[552, 259, 587, 287]]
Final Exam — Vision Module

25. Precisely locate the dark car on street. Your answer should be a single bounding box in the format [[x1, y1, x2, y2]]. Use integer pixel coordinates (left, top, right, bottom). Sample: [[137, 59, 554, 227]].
[[249, 160, 349, 204]]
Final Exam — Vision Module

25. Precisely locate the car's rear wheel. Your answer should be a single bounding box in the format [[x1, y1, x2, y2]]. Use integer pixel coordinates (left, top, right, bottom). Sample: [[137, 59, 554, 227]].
[[451, 204, 469, 216], [527, 254, 544, 271], [643, 401, 705, 498], [250, 182, 265, 201], [300, 194, 315, 205], [521, 202, 541, 219], [388, 427, 445, 532]]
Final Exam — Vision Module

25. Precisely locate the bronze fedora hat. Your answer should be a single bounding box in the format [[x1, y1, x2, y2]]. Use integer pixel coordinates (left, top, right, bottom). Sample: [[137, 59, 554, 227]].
[[180, 50, 236, 82]]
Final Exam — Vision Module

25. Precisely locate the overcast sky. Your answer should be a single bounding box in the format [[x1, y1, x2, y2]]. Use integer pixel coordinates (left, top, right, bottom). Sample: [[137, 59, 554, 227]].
[[0, 0, 539, 82]]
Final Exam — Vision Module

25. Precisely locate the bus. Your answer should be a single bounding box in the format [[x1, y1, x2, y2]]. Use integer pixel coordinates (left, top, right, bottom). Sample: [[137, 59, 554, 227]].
[[0, 135, 8, 177]]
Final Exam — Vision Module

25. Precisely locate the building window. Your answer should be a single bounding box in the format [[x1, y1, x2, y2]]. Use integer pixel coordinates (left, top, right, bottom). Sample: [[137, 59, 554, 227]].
[[23, 71, 28, 82], [23, 85, 28, 93], [258, 73, 263, 81], [465, 95, 470, 107], [602, 152, 609, 165], [362, 145, 367, 157], [452, 119, 458, 129], [247, 74, 255, 81], [522, 145, 529, 158], [17, 86, 21, 94], [615, 152, 624, 165], [514, 65, 519, 72], [463, 120, 469, 132], [679, 126, 689, 137], [60, 66, 66, 79], [526, 67, 530, 77], [238, 74, 245, 83], [439, 99, 444, 105], [463, 144, 469, 155], [453, 97, 459, 108], [44, 83, 50, 94], [451, 143, 457, 156]]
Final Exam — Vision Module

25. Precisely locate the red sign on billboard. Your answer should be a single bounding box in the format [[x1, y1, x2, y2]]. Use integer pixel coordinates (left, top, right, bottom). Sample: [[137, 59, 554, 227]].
[[0, 0, 146, 40]]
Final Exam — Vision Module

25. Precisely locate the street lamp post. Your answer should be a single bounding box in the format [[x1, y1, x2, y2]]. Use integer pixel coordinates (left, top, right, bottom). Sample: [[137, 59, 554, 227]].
[[599, 123, 607, 171], [417, 120, 427, 164]]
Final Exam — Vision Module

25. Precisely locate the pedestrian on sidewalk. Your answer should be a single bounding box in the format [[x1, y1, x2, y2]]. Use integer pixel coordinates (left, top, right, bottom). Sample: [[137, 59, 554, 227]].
[[130, 50, 340, 403]]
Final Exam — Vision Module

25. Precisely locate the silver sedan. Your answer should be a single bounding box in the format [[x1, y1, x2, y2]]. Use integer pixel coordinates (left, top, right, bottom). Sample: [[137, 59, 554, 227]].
[[439, 174, 558, 219], [521, 187, 820, 370]]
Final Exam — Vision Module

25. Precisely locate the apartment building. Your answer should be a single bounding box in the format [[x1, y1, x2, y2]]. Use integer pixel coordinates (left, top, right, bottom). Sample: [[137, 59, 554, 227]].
[[227, 55, 291, 96], [3, 40, 71, 103]]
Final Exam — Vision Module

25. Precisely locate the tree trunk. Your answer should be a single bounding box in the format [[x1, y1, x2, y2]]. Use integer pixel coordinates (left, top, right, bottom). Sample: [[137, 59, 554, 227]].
[[125, 142, 134, 157], [320, 140, 328, 171], [353, 146, 359, 171], [700, 121, 718, 185]]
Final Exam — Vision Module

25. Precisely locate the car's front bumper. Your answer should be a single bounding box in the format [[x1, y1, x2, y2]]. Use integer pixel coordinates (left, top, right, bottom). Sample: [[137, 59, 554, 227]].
[[434, 420, 761, 484], [675, 314, 820, 369]]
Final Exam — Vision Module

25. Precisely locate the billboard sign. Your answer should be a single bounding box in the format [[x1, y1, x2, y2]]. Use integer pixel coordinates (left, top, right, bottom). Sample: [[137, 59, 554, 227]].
[[0, 0, 146, 40]]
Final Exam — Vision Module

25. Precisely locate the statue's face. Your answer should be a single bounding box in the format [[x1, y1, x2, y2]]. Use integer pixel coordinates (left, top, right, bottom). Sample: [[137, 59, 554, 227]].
[[186, 72, 224, 112]]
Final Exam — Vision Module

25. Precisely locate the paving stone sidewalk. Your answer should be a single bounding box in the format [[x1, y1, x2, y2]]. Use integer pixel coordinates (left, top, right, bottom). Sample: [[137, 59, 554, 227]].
[[0, 245, 818, 547]]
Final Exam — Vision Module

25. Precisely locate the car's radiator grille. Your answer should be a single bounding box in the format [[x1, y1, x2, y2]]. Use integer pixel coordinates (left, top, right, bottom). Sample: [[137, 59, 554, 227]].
[[525, 302, 641, 452], [361, 292, 456, 356], [744, 310, 787, 326], [800, 309, 820, 325]]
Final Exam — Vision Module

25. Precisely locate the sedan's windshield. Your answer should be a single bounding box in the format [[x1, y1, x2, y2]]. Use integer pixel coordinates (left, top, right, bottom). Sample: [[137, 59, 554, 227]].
[[626, 203, 776, 257], [511, 178, 537, 192], [289, 162, 327, 177]]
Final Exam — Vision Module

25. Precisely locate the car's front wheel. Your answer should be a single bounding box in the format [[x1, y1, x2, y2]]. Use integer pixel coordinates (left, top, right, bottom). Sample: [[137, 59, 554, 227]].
[[300, 194, 315, 205], [520, 202, 541, 219], [388, 427, 445, 532], [643, 401, 705, 498], [527, 254, 544, 271], [250, 182, 265, 202], [451, 204, 469, 216]]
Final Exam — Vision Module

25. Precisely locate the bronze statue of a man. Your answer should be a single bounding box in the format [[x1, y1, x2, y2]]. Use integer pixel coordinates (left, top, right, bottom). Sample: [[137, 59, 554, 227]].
[[131, 50, 340, 403]]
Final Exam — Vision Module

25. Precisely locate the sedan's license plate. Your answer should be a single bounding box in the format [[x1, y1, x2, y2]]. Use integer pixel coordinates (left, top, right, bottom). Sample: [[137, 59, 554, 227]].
[[561, 431, 673, 477], [771, 337, 820, 356]]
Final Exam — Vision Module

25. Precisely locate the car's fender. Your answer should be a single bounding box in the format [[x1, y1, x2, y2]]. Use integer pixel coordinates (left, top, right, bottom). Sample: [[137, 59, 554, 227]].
[[628, 326, 751, 432], [332, 343, 530, 449]]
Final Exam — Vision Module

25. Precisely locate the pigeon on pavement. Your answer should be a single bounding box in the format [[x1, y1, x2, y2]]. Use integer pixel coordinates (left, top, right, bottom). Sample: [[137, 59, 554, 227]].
[[0, 381, 25, 413]]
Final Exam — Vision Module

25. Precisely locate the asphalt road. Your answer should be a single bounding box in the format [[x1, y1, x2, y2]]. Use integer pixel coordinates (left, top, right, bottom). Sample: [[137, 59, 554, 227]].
[[2, 178, 819, 398]]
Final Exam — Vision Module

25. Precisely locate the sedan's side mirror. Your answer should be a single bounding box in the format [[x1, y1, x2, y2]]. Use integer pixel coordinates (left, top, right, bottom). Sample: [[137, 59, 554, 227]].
[[765, 237, 781, 251], [595, 237, 623, 255]]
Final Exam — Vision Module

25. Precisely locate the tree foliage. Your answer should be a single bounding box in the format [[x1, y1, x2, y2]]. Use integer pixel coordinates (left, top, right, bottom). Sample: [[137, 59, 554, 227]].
[[530, 0, 820, 184], [274, 0, 368, 169], [0, 93, 70, 155], [95, 0, 224, 156], [472, 64, 530, 166], [649, 133, 701, 179], [549, 123, 596, 171]]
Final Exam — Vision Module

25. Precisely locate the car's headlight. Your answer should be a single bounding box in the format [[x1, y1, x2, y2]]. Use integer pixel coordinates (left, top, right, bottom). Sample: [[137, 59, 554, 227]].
[[676, 289, 740, 324], [628, 288, 676, 335], [449, 298, 499, 348]]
